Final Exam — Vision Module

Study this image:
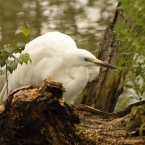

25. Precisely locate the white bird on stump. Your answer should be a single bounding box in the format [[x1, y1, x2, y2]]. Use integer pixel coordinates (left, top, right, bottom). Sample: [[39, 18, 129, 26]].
[[0, 32, 116, 102]]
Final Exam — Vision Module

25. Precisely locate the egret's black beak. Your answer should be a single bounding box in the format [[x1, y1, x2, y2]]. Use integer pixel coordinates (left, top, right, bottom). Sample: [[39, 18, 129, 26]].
[[93, 59, 117, 69]]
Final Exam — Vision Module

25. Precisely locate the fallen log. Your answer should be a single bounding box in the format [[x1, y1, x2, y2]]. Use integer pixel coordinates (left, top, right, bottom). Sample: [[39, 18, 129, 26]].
[[0, 77, 145, 145]]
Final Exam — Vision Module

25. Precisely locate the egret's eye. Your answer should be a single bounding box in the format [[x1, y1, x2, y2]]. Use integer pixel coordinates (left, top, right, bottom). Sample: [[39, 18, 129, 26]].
[[84, 58, 89, 61]]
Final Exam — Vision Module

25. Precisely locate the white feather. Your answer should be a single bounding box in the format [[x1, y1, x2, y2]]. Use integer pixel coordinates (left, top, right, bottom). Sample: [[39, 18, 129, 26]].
[[0, 32, 103, 102]]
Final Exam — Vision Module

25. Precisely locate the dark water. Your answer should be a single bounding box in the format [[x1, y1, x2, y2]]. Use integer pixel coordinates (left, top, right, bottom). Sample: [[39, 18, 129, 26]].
[[0, 0, 117, 53]]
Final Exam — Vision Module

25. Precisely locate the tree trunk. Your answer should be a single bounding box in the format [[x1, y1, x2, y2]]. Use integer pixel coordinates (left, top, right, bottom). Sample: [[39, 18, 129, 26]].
[[74, 3, 129, 112], [0, 77, 145, 145]]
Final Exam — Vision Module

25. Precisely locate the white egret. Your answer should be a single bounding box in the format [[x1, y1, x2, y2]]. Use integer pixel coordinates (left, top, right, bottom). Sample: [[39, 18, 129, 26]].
[[0, 31, 116, 102]]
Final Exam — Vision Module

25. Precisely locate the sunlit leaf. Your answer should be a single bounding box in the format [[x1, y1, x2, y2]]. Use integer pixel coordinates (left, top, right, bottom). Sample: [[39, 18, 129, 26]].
[[15, 29, 23, 35], [131, 106, 141, 116], [21, 28, 31, 36]]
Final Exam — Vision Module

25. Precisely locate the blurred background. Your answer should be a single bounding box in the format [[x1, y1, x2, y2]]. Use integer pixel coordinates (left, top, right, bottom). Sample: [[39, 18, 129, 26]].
[[0, 0, 118, 54]]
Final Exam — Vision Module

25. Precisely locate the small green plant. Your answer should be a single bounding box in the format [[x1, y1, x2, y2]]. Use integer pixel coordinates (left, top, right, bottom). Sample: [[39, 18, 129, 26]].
[[115, 0, 145, 135], [115, 0, 145, 103], [131, 105, 145, 136], [0, 22, 31, 95]]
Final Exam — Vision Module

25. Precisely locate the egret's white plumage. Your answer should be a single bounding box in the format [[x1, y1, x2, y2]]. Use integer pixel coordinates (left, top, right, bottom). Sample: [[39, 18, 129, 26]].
[[0, 31, 115, 102]]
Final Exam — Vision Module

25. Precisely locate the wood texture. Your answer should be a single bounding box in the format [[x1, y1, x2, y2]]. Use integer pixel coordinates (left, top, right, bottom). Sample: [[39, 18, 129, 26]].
[[0, 77, 145, 145]]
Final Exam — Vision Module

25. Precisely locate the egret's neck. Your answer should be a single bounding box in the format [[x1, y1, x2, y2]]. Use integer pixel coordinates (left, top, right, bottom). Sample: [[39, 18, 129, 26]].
[[64, 65, 89, 101], [63, 51, 90, 101]]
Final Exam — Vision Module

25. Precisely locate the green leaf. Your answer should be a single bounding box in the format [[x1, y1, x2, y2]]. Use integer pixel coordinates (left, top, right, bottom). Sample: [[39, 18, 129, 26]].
[[15, 57, 23, 65], [135, 65, 142, 76], [20, 53, 31, 64], [118, 80, 127, 90], [14, 48, 22, 53], [140, 84, 145, 96], [139, 123, 145, 136], [15, 29, 23, 35], [4, 47, 14, 54], [141, 105, 145, 112], [124, 84, 133, 89], [119, 96, 134, 108], [8, 62, 18, 70], [5, 59, 12, 64], [17, 42, 26, 50], [21, 28, 31, 36], [131, 106, 141, 116], [0, 58, 5, 67], [7, 66, 13, 74]]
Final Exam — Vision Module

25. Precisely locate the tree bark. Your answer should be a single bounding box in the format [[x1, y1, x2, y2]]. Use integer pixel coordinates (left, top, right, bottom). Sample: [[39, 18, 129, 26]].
[[0, 77, 145, 145], [75, 3, 129, 112]]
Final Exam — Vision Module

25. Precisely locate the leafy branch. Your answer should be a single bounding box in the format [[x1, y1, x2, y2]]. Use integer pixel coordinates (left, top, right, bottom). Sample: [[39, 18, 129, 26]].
[[0, 23, 31, 96]]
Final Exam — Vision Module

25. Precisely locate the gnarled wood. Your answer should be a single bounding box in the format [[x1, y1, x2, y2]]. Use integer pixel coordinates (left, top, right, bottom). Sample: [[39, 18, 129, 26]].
[[0, 77, 145, 145], [0, 77, 80, 145]]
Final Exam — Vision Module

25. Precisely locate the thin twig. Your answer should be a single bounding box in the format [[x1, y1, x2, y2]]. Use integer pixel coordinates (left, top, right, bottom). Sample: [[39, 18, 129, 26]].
[[5, 64, 8, 95]]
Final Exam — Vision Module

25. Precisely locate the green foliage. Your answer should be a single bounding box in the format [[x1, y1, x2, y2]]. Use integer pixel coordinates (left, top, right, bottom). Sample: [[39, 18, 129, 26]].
[[131, 105, 145, 136], [139, 122, 145, 136], [115, 0, 145, 102], [0, 23, 31, 95], [20, 53, 31, 64], [0, 24, 31, 74], [131, 106, 141, 116], [0, 45, 30, 74], [15, 22, 31, 37], [15, 27, 31, 36]]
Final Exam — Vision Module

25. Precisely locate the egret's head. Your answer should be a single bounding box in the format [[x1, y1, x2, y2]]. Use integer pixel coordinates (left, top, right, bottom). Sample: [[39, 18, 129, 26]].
[[64, 49, 116, 69]]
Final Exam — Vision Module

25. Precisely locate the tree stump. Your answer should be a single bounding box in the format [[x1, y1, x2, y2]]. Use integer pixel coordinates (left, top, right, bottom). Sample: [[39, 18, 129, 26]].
[[0, 77, 145, 145]]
